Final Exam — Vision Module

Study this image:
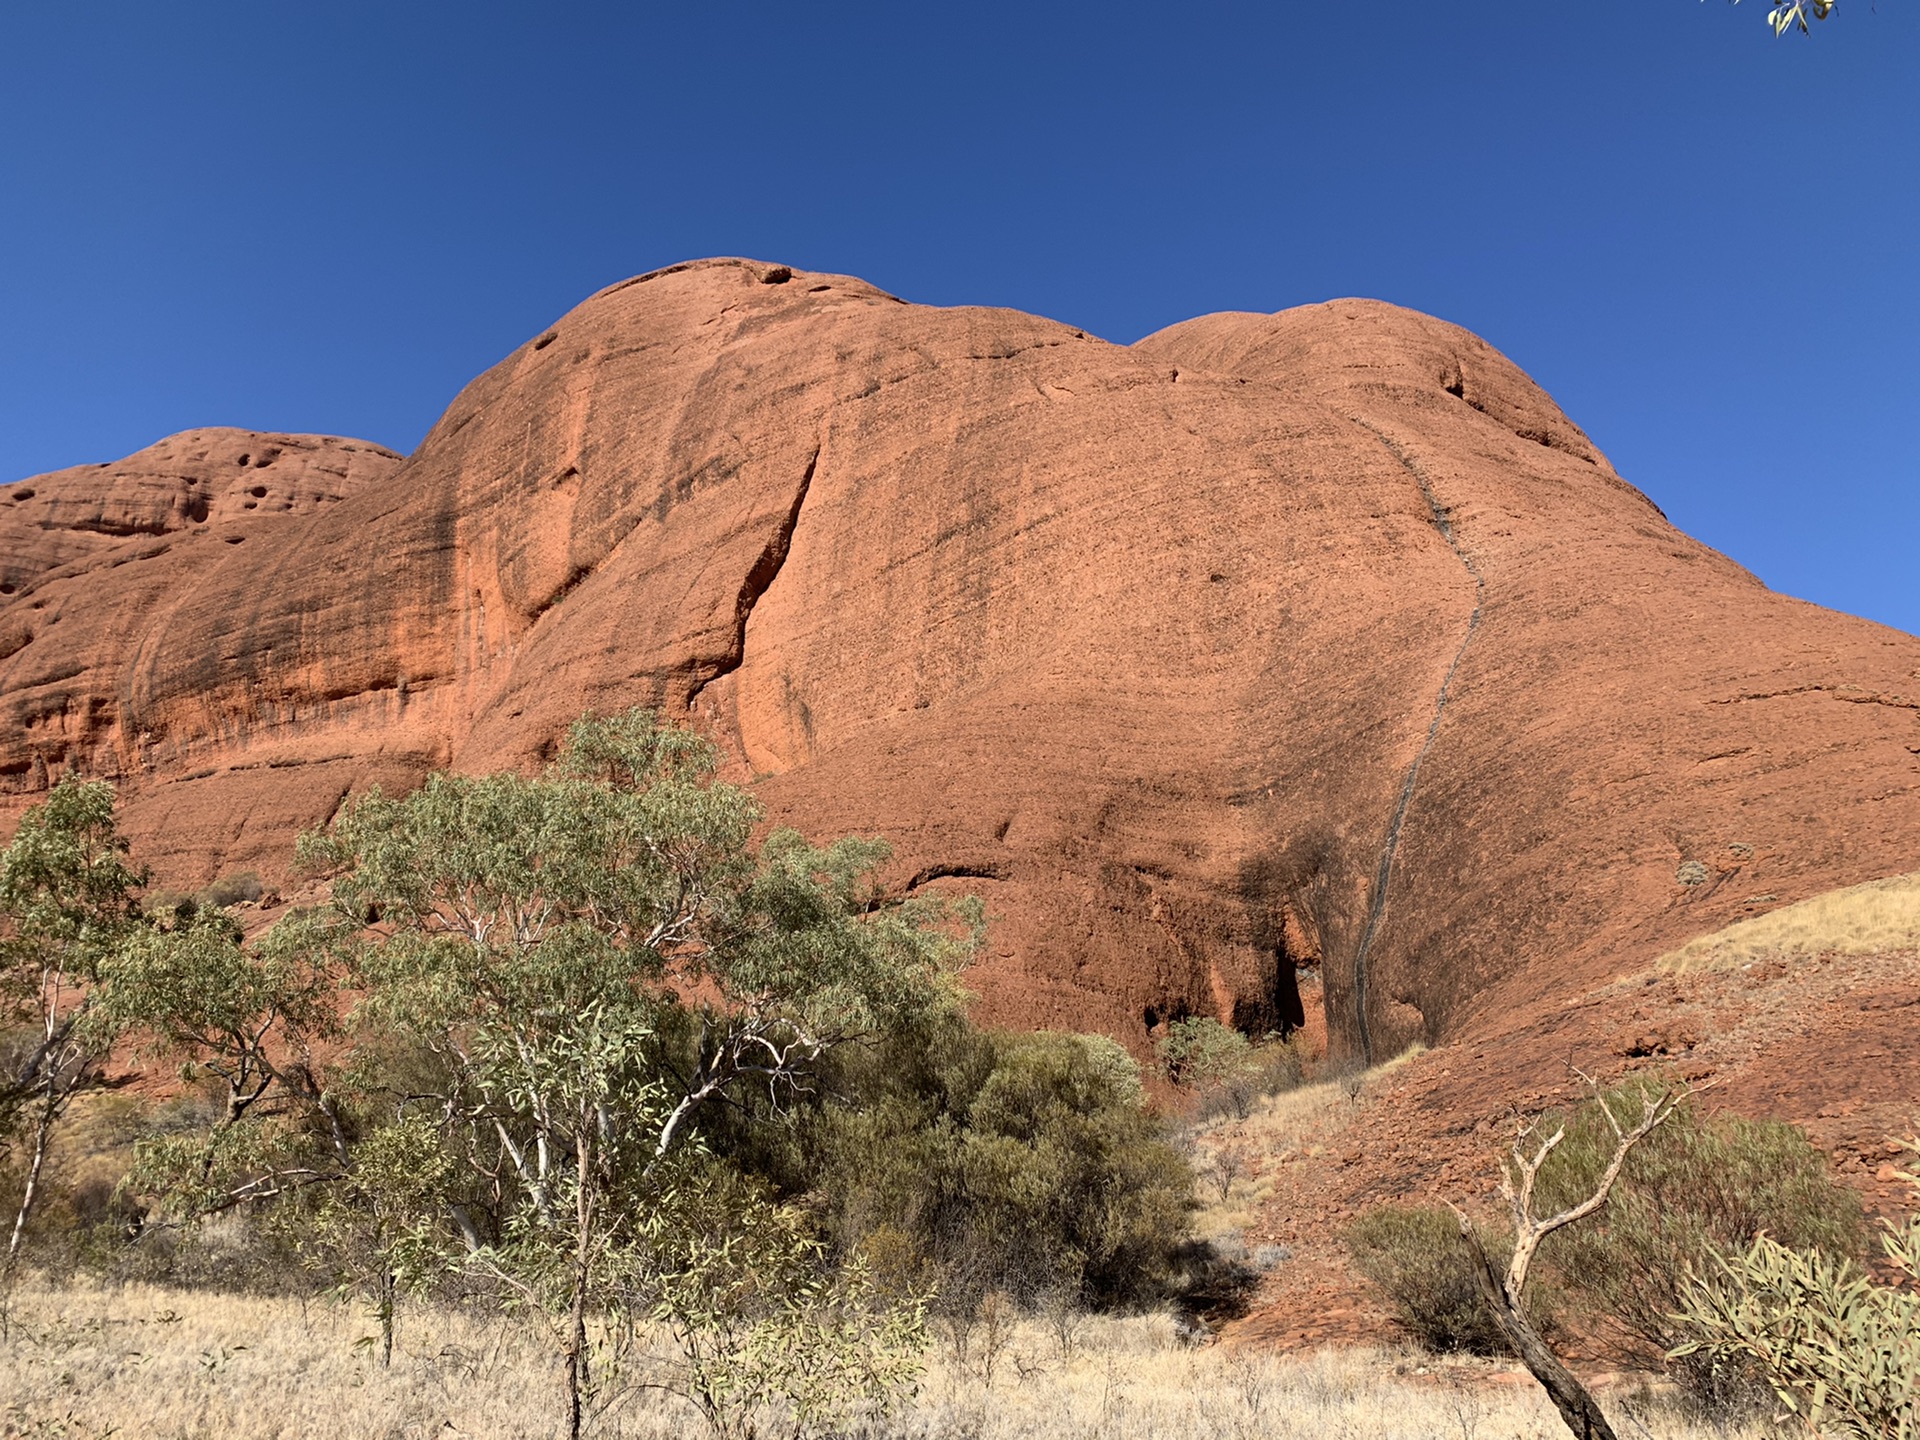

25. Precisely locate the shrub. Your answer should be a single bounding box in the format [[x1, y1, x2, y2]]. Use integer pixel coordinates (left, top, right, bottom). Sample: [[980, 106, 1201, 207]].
[[199, 871, 263, 909], [792, 1016, 1194, 1313], [1160, 1019, 1310, 1120], [1535, 1080, 1864, 1372], [104, 708, 970, 1439], [629, 1163, 931, 1440], [1250, 1033, 1312, 1096], [1673, 1137, 1920, 1438], [1157, 1017, 1249, 1088], [1347, 1203, 1514, 1356]]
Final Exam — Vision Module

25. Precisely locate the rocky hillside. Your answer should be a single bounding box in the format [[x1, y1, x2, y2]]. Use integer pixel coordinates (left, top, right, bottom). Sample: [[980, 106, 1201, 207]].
[[5, 257, 1917, 1058]]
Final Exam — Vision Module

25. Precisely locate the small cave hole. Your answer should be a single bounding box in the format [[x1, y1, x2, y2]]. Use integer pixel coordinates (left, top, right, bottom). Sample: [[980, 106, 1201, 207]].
[[761, 265, 793, 285], [223, 535, 245, 545], [247, 485, 267, 498], [1269, 955, 1307, 1037], [807, 284, 832, 293], [235, 454, 250, 467], [242, 501, 257, 510], [533, 330, 558, 350], [1259, 903, 1322, 1038], [0, 583, 15, 596], [11, 489, 34, 502]]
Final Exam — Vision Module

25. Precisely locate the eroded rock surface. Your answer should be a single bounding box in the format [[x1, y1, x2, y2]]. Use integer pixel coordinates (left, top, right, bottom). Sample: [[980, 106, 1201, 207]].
[[6, 259, 1918, 1056]]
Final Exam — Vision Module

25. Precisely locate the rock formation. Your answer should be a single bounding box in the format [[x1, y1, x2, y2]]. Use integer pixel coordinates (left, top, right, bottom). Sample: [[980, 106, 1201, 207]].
[[5, 258, 1918, 1058]]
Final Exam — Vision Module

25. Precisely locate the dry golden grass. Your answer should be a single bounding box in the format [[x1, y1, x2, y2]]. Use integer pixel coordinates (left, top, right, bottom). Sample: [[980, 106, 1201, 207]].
[[0, 1279, 1759, 1440], [1185, 1082, 1345, 1240], [1183, 1047, 1426, 1241], [1658, 870, 1920, 974]]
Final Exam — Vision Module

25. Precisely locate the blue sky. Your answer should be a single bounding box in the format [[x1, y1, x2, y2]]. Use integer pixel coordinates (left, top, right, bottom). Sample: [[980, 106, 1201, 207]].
[[2, 2, 1914, 635]]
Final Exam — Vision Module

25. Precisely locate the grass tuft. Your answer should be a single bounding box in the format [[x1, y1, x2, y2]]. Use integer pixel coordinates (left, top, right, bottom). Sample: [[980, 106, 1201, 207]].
[[1659, 871, 1920, 973]]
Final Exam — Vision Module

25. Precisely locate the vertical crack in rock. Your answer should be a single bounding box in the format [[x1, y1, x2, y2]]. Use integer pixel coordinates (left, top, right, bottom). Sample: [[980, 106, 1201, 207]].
[[687, 442, 820, 705], [1347, 418, 1486, 1063]]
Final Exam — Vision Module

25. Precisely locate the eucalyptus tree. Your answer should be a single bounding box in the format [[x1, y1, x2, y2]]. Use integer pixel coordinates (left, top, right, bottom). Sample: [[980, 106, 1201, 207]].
[[0, 774, 145, 1319], [300, 708, 972, 1438], [99, 903, 420, 1355], [105, 906, 351, 1209]]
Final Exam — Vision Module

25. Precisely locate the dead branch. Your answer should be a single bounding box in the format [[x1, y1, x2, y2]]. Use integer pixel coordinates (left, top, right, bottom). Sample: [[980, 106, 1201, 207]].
[[1450, 1079, 1684, 1440]]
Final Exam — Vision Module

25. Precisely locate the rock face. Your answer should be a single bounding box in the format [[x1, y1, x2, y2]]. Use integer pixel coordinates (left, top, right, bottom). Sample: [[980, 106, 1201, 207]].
[[5, 258, 1919, 1057]]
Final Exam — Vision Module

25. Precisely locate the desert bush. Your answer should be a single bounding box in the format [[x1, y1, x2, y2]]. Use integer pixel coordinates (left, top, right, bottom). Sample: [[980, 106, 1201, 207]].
[[1354, 1080, 1854, 1429], [793, 1017, 1194, 1313], [1347, 1203, 1517, 1356], [1160, 1018, 1310, 1120], [7, 716, 1200, 1434], [1673, 1137, 1920, 1438], [610, 1162, 930, 1440], [1157, 1016, 1250, 1087], [1250, 1032, 1312, 1095], [1535, 1078, 1863, 1398], [199, 871, 263, 909], [138, 888, 193, 921]]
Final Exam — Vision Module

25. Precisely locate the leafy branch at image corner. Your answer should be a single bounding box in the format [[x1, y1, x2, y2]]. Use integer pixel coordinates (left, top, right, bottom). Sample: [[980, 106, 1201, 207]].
[[1723, 0, 1837, 37]]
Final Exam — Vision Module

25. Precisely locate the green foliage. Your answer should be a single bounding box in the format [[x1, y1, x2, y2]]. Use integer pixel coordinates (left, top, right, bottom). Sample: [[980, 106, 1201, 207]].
[[633, 1164, 930, 1440], [294, 708, 968, 1433], [102, 905, 351, 1218], [797, 1016, 1194, 1312], [0, 776, 146, 993], [1674, 1140, 1920, 1438], [2, 773, 148, 1140], [90, 709, 973, 1434], [1155, 1017, 1309, 1120], [1535, 1081, 1864, 1372], [102, 908, 342, 1091], [310, 710, 966, 1093], [0, 775, 148, 1295], [1155, 1017, 1249, 1088], [1347, 1204, 1514, 1356], [1248, 1032, 1311, 1094], [96, 901, 410, 1344], [16, 709, 1193, 1435]]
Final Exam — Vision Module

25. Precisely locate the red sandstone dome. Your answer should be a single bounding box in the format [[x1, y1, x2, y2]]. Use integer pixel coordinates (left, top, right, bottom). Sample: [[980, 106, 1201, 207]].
[[4, 258, 1917, 1061]]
